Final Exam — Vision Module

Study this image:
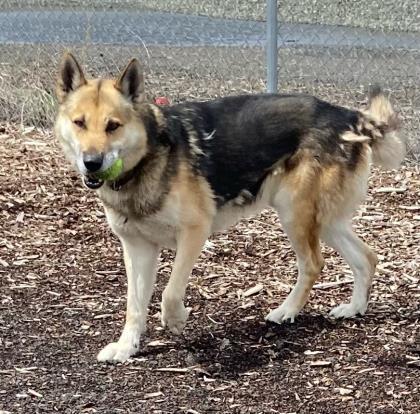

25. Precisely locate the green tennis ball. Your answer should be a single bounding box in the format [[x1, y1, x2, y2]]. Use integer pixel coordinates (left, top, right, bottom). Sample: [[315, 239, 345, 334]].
[[94, 158, 123, 181]]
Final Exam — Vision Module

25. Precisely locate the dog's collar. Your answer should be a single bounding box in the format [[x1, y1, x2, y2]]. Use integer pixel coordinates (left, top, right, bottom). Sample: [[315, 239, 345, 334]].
[[107, 159, 145, 191]]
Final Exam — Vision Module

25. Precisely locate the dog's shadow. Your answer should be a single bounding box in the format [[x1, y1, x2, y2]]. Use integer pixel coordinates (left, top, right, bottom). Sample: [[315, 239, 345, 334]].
[[133, 306, 416, 377], [172, 314, 340, 377], [183, 307, 419, 377]]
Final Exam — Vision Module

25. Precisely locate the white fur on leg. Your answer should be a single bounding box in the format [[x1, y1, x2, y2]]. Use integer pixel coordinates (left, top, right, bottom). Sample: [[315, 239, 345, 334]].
[[265, 271, 314, 324], [265, 248, 319, 325], [329, 276, 370, 318], [322, 222, 376, 320], [161, 295, 191, 334], [97, 228, 160, 363], [329, 302, 368, 319], [97, 322, 142, 362], [265, 302, 299, 324], [97, 341, 137, 363]]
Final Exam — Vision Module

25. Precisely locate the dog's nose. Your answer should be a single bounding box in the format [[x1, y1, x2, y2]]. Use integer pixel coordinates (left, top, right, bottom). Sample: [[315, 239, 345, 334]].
[[83, 152, 104, 172]]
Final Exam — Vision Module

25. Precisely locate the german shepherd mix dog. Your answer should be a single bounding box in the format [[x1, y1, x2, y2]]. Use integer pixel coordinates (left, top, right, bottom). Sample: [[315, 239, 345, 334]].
[[55, 54, 405, 362]]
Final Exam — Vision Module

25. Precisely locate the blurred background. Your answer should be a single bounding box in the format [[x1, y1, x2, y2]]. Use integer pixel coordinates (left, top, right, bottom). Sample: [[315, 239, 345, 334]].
[[0, 0, 419, 157]]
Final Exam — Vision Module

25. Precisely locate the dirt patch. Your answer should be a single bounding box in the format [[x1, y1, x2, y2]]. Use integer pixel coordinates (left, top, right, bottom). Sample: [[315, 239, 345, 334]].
[[0, 124, 419, 413]]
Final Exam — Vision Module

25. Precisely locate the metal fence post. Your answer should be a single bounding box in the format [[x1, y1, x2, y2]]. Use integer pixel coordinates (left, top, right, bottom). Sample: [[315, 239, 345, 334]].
[[266, 0, 278, 93]]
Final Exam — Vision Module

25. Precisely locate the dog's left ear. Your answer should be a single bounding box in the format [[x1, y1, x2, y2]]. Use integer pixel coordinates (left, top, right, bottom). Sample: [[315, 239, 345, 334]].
[[115, 58, 145, 106]]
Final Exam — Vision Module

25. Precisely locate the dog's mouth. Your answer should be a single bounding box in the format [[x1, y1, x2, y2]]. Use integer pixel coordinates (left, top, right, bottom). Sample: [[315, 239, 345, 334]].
[[83, 175, 104, 190]]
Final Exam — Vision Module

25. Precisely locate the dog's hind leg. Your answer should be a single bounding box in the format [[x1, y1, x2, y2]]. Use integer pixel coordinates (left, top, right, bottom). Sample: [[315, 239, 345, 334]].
[[266, 161, 324, 323], [97, 235, 160, 362], [321, 221, 377, 318], [265, 216, 324, 323]]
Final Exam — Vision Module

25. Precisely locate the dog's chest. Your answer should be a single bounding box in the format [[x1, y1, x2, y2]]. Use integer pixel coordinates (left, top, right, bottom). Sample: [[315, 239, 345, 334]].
[[105, 205, 178, 249], [135, 217, 178, 248]]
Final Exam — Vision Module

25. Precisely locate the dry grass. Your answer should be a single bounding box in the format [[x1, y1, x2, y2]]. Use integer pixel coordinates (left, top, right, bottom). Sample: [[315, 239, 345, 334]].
[[0, 123, 419, 413], [1, 43, 419, 158]]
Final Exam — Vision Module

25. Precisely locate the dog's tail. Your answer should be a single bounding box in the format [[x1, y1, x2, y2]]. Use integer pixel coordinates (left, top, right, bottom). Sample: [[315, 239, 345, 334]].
[[365, 86, 405, 169], [343, 86, 405, 169]]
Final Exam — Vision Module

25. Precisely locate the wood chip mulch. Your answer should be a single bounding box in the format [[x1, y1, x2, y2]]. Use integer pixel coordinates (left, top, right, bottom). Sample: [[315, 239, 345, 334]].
[[0, 123, 419, 413]]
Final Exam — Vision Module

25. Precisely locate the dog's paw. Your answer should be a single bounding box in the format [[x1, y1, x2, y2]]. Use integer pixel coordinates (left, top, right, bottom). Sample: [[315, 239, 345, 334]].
[[329, 302, 367, 319], [161, 301, 190, 334], [97, 341, 137, 363], [265, 304, 299, 324]]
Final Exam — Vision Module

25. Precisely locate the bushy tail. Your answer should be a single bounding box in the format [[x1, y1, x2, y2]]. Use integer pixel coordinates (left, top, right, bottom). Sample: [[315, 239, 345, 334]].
[[364, 86, 405, 169]]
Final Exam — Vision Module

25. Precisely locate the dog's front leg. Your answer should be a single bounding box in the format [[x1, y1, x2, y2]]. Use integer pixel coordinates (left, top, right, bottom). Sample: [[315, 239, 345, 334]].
[[97, 235, 160, 362], [161, 224, 209, 334]]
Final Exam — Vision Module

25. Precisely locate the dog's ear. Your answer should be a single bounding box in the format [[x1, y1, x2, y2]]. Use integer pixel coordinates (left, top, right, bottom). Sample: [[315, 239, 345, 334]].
[[56, 53, 86, 103], [115, 58, 145, 106]]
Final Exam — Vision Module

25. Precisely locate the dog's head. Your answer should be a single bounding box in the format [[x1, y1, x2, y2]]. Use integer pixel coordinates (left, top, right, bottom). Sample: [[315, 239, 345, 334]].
[[55, 53, 150, 189]]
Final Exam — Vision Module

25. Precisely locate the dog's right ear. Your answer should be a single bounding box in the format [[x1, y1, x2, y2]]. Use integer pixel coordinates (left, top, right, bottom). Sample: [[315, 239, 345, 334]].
[[56, 53, 86, 103]]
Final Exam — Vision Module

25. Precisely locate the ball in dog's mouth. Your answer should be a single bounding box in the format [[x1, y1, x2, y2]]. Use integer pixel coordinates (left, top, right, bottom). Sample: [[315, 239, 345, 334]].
[[83, 175, 104, 190]]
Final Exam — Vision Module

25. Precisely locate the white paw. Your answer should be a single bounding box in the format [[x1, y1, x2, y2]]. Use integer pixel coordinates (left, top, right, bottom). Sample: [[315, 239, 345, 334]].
[[329, 302, 367, 319], [265, 304, 299, 324], [97, 341, 137, 363], [161, 301, 190, 334]]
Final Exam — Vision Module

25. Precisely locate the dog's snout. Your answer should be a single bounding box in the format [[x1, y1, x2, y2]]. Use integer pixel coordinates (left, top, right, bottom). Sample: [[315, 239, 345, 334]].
[[83, 152, 104, 172]]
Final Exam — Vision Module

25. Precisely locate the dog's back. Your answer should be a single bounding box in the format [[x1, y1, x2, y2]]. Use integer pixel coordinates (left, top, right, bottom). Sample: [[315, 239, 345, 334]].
[[160, 92, 403, 207]]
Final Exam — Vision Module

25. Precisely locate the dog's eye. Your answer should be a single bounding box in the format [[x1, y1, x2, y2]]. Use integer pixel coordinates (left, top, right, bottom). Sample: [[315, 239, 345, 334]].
[[73, 118, 85, 128], [106, 120, 121, 133]]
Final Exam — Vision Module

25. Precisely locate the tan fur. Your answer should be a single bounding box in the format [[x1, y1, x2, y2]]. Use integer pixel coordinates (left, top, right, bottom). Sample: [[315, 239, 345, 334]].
[[55, 78, 149, 176], [100, 159, 215, 250], [168, 160, 216, 225], [265, 147, 376, 322], [148, 103, 166, 131], [340, 91, 405, 170], [273, 156, 325, 313]]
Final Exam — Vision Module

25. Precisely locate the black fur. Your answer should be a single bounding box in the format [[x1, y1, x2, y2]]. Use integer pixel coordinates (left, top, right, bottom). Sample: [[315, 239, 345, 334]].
[[156, 94, 365, 205]]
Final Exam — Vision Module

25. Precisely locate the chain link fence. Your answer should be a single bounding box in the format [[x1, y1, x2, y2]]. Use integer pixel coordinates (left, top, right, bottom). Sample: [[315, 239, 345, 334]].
[[0, 0, 419, 158]]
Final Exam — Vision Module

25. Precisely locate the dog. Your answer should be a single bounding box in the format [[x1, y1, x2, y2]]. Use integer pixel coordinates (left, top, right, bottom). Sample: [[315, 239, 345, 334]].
[[54, 53, 405, 362]]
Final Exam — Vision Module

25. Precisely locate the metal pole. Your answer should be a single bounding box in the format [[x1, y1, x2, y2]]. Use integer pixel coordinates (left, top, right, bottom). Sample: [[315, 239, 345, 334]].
[[266, 0, 278, 93]]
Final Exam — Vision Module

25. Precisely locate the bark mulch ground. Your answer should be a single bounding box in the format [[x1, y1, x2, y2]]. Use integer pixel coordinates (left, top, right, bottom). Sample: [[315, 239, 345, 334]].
[[0, 123, 419, 413]]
